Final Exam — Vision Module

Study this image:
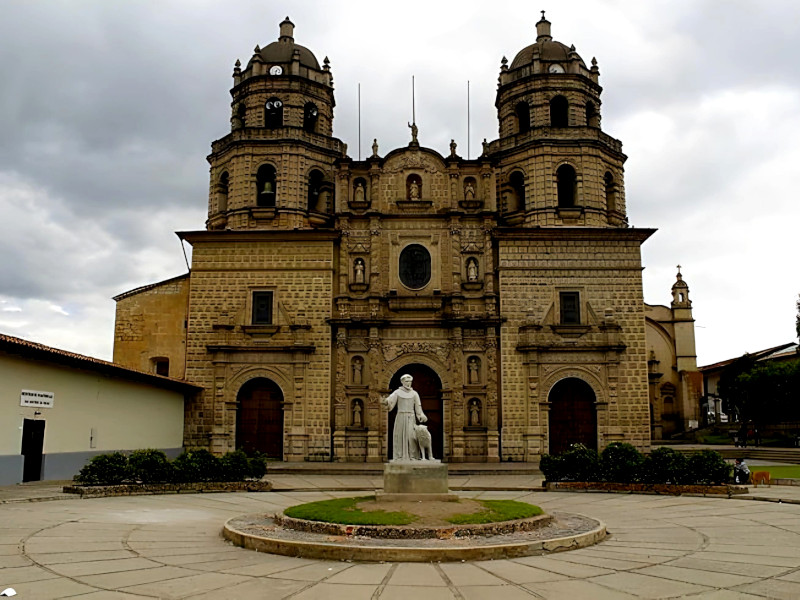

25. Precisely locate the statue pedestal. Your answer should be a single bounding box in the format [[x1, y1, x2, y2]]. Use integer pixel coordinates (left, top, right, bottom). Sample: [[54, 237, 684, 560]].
[[377, 461, 458, 502]]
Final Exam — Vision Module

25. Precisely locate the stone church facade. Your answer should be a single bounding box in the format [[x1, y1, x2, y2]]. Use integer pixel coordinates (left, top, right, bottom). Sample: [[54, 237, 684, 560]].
[[113, 16, 699, 461]]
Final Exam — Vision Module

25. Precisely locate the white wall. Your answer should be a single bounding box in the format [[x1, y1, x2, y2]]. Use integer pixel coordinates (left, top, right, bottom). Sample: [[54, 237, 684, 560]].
[[1, 353, 185, 483]]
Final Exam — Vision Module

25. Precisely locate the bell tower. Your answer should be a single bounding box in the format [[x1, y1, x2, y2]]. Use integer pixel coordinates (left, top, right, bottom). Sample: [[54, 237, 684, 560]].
[[493, 13, 627, 228], [206, 17, 344, 231]]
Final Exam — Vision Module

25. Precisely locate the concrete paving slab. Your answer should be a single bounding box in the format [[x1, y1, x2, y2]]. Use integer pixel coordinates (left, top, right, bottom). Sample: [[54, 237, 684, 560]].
[[268, 561, 352, 582], [470, 560, 569, 584], [635, 564, 758, 587], [77, 565, 200, 588], [512, 555, 614, 578], [0, 564, 58, 584], [50, 557, 164, 577], [378, 585, 457, 600], [2, 577, 97, 599], [120, 571, 251, 598], [219, 556, 317, 576], [388, 563, 448, 586], [186, 577, 307, 600], [523, 579, 640, 599], [731, 578, 800, 599], [588, 571, 712, 598], [438, 562, 508, 586], [691, 550, 800, 568], [664, 556, 788, 578], [31, 549, 136, 565], [291, 581, 379, 600], [324, 562, 392, 585], [459, 583, 545, 600]]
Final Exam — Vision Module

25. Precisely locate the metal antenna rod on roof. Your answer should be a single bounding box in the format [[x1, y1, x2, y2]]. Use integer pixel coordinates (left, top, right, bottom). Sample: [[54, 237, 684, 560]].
[[467, 80, 471, 160], [412, 75, 416, 124], [358, 83, 361, 160]]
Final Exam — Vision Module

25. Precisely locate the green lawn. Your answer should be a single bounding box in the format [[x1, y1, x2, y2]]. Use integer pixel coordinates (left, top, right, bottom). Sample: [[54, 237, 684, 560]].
[[446, 499, 543, 525], [751, 465, 800, 479], [283, 496, 543, 526], [284, 496, 414, 525]]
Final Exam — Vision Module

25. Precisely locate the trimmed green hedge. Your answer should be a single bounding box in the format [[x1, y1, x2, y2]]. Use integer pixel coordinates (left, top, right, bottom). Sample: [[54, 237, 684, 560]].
[[540, 443, 731, 485], [74, 449, 267, 486]]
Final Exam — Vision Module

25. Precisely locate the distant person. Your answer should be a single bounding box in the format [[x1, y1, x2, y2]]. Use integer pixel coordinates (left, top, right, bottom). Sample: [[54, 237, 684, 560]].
[[733, 458, 750, 484]]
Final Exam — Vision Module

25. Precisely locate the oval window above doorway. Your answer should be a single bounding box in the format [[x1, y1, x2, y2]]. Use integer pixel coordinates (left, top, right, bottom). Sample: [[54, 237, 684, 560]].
[[398, 244, 431, 289]]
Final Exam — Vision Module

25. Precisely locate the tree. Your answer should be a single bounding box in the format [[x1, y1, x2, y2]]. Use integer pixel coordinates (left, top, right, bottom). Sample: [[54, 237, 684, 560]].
[[796, 293, 800, 343], [718, 353, 757, 422], [719, 355, 800, 426]]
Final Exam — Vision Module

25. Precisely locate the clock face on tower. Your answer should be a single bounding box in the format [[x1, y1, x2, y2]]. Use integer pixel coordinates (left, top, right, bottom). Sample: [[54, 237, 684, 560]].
[[269, 65, 283, 75], [548, 64, 565, 74]]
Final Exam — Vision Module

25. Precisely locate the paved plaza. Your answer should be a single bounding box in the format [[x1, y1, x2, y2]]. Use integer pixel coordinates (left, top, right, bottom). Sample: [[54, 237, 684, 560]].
[[3, 475, 800, 598]]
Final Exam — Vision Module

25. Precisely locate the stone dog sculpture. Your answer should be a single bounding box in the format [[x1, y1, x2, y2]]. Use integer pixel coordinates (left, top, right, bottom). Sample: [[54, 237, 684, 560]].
[[414, 424, 433, 460]]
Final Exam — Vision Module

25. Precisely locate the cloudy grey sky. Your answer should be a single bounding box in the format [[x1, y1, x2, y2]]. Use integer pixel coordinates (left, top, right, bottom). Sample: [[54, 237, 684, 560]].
[[0, 0, 797, 366]]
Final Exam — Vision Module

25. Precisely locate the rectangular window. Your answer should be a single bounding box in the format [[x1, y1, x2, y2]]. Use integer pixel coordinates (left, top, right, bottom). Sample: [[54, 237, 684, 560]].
[[252, 291, 274, 324], [154, 359, 169, 377], [560, 291, 581, 325]]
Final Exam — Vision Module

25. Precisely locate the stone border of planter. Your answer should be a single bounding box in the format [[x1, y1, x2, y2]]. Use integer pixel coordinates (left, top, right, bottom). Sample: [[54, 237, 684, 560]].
[[223, 512, 607, 562], [62, 480, 272, 498], [273, 512, 554, 539], [545, 481, 748, 496]]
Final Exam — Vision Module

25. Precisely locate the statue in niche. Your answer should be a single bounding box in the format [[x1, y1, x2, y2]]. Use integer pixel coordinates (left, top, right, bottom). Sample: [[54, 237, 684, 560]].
[[354, 181, 366, 203], [464, 180, 475, 200], [467, 258, 479, 282], [352, 357, 363, 385], [469, 400, 481, 426], [468, 357, 480, 384], [352, 400, 363, 427], [382, 374, 428, 461], [354, 258, 365, 284], [409, 179, 420, 200]]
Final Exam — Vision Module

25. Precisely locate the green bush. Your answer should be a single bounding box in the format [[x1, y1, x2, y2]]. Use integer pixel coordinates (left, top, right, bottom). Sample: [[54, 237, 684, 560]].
[[601, 442, 644, 483], [539, 453, 562, 482], [74, 452, 130, 485], [687, 449, 731, 485], [248, 452, 268, 480], [219, 450, 251, 482], [128, 449, 173, 484], [641, 447, 688, 484], [172, 449, 221, 483], [541, 444, 602, 482]]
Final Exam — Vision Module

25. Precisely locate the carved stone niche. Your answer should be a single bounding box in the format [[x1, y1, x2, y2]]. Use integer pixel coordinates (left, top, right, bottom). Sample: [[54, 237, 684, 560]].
[[459, 176, 482, 210], [461, 256, 483, 291], [348, 256, 369, 293], [349, 176, 370, 210]]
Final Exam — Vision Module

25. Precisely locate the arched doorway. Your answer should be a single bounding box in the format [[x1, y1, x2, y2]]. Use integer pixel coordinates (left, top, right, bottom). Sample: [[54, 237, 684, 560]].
[[388, 364, 443, 460], [236, 378, 283, 459], [548, 377, 597, 454]]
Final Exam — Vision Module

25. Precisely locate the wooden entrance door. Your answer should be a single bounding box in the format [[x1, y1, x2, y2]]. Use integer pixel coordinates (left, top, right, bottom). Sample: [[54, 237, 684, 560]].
[[21, 419, 45, 482], [548, 378, 597, 455], [236, 378, 283, 459], [388, 365, 443, 460]]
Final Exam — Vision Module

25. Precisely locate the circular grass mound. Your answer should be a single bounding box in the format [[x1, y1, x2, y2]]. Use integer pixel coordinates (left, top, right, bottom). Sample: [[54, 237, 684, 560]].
[[283, 495, 543, 526]]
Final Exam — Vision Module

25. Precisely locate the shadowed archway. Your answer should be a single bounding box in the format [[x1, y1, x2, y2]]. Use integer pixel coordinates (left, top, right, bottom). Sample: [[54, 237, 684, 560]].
[[236, 378, 283, 459], [548, 377, 597, 454]]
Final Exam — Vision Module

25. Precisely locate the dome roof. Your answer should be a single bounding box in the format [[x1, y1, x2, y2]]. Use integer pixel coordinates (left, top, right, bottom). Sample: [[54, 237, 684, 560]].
[[256, 17, 320, 71], [259, 40, 320, 70], [510, 40, 574, 69], [509, 15, 586, 70]]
